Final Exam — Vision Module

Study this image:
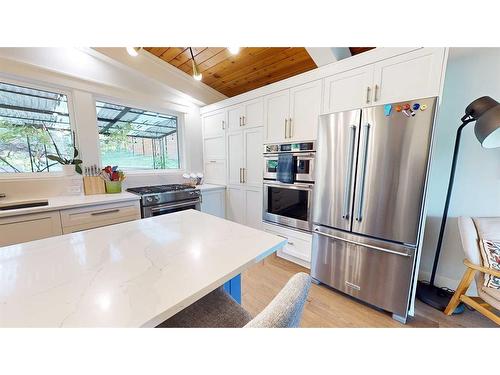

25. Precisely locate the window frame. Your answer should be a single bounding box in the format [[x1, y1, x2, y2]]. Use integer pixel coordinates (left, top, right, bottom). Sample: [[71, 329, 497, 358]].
[[93, 95, 186, 175], [0, 75, 79, 179]]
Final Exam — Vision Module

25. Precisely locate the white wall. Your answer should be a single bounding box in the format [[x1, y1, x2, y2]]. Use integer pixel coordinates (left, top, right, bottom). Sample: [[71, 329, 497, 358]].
[[419, 48, 500, 291], [0, 48, 210, 199]]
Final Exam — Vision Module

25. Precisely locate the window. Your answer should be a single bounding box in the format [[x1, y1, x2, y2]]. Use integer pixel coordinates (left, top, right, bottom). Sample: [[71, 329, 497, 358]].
[[96, 101, 180, 170], [0, 81, 73, 173]]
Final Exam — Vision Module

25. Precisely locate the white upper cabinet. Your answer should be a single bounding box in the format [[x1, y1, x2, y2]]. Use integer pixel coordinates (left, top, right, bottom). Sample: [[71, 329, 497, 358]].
[[289, 80, 322, 141], [202, 109, 226, 138], [323, 66, 374, 113], [372, 48, 445, 104], [227, 105, 244, 132], [227, 98, 264, 131], [243, 98, 264, 128], [264, 81, 322, 142], [322, 48, 446, 113], [264, 89, 290, 142], [243, 127, 263, 187], [227, 131, 244, 185], [204, 160, 226, 185]]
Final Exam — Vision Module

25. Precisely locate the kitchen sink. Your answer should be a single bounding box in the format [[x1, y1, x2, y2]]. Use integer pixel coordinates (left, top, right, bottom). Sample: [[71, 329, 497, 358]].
[[0, 200, 49, 210]]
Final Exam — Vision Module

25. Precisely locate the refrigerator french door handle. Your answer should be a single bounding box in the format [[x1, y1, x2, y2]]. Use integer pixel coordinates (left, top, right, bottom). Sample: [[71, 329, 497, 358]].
[[342, 125, 357, 220], [355, 123, 371, 222], [313, 228, 412, 257]]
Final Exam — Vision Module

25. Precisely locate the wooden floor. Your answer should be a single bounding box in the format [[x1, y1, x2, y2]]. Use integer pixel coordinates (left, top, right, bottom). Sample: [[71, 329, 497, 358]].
[[242, 254, 498, 328]]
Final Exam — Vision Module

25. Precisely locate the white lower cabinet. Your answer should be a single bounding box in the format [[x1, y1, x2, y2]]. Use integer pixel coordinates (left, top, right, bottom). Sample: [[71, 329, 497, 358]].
[[200, 189, 226, 218], [244, 187, 263, 230], [262, 222, 312, 269], [0, 211, 62, 247], [226, 185, 263, 230], [226, 186, 245, 224]]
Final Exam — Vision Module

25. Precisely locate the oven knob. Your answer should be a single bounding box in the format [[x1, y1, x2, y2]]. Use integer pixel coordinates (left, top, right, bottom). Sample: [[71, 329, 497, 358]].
[[154, 196, 160, 202], [146, 197, 153, 203]]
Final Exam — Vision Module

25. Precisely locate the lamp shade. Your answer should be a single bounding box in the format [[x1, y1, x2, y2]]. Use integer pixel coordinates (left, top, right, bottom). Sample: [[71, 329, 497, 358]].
[[475, 105, 500, 148], [464, 96, 500, 149]]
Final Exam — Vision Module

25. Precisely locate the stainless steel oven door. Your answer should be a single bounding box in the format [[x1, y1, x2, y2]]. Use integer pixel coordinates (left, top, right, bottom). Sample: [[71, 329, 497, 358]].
[[263, 155, 278, 180], [263, 182, 313, 231], [295, 153, 315, 182], [142, 199, 201, 218]]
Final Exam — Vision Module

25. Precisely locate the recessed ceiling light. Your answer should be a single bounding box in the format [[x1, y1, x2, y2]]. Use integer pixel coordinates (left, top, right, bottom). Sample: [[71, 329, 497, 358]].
[[126, 47, 139, 57], [228, 47, 240, 55]]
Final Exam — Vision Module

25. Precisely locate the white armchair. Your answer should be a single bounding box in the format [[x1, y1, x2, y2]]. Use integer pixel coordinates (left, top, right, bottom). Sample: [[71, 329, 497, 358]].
[[444, 217, 500, 325]]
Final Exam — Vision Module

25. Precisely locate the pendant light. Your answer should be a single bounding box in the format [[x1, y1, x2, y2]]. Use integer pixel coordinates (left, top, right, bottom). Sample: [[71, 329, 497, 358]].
[[126, 47, 141, 57], [189, 47, 202, 81]]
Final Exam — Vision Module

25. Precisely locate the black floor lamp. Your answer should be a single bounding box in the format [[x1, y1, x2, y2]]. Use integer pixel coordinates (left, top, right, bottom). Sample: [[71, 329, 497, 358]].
[[417, 96, 500, 311]]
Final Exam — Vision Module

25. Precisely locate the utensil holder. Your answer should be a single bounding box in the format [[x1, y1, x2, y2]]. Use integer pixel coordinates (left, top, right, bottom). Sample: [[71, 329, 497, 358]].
[[83, 176, 106, 195], [105, 181, 122, 194]]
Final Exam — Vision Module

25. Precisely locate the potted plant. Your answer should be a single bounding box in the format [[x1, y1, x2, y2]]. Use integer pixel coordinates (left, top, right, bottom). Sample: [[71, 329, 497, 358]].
[[46, 130, 83, 176]]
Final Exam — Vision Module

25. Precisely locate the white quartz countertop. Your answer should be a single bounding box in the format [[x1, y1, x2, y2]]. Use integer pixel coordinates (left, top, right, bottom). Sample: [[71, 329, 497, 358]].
[[0, 209, 285, 327], [0, 192, 140, 218], [194, 184, 226, 192]]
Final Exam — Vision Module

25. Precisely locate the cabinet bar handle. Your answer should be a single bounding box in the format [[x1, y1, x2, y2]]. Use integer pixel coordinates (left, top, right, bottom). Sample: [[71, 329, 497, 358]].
[[374, 84, 379, 102], [242, 115, 246, 126], [91, 209, 120, 216], [222, 120, 225, 130], [288, 118, 293, 139], [366, 86, 371, 104], [284, 118, 288, 138], [239, 116, 242, 127]]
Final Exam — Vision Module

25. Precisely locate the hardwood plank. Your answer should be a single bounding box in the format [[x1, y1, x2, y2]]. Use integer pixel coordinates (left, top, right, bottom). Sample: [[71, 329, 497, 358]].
[[157, 47, 186, 62], [221, 54, 316, 97], [209, 47, 307, 90], [143, 47, 169, 57], [177, 47, 226, 74], [201, 47, 287, 86], [241, 254, 497, 328]]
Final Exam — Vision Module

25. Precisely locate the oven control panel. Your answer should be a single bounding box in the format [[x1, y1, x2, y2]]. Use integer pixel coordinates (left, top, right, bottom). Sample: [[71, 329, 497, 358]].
[[264, 141, 315, 154]]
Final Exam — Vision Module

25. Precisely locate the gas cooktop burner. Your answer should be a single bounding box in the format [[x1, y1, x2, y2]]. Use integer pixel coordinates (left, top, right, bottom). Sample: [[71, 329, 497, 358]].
[[127, 184, 194, 195]]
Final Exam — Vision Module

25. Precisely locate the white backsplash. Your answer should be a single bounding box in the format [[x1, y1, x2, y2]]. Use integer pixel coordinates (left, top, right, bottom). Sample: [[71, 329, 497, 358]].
[[0, 171, 186, 201]]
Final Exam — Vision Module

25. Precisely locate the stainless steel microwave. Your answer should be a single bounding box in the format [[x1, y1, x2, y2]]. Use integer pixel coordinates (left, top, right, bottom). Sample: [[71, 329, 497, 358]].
[[263, 141, 316, 183]]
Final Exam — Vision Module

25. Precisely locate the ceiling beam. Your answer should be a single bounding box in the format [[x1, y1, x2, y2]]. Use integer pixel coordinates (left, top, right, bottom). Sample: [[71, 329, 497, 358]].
[[305, 48, 352, 67]]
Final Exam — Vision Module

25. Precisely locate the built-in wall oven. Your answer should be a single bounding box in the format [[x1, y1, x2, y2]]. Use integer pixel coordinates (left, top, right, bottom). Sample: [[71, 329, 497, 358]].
[[263, 141, 315, 232]]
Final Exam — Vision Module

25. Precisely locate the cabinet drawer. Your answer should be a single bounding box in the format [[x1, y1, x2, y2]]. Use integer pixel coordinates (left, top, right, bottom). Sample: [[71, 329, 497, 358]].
[[0, 211, 62, 247], [60, 201, 140, 233], [263, 223, 312, 265], [311, 227, 415, 317]]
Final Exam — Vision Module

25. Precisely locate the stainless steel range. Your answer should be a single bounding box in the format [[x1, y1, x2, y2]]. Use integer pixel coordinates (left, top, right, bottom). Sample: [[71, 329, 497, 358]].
[[126, 184, 201, 218]]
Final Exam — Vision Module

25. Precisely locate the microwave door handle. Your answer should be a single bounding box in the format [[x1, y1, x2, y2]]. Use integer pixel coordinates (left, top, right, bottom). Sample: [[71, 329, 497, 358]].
[[355, 123, 371, 222], [342, 125, 357, 220]]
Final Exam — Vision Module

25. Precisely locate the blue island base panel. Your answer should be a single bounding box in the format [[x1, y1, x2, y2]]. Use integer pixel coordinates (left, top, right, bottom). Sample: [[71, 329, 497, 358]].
[[223, 274, 242, 304]]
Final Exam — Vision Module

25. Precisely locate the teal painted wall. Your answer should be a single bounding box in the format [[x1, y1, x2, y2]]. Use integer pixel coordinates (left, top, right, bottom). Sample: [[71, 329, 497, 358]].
[[419, 48, 500, 291]]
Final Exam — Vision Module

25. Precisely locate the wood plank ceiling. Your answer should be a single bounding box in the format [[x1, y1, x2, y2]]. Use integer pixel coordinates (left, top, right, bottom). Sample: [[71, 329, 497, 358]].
[[144, 47, 374, 97]]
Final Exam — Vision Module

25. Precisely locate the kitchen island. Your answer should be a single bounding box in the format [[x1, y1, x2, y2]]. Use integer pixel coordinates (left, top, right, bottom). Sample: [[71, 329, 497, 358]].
[[0, 210, 286, 327]]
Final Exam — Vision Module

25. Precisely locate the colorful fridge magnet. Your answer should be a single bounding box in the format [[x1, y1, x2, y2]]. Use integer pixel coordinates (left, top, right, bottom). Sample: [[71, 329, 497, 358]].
[[413, 103, 420, 111], [384, 104, 392, 116], [420, 104, 428, 111], [395, 105, 402, 112]]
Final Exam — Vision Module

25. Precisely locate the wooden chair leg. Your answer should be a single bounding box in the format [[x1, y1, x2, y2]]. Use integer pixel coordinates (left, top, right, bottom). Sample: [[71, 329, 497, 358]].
[[444, 268, 475, 315]]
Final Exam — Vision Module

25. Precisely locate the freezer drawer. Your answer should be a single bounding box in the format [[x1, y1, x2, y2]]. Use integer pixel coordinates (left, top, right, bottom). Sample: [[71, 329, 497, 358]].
[[311, 225, 416, 317]]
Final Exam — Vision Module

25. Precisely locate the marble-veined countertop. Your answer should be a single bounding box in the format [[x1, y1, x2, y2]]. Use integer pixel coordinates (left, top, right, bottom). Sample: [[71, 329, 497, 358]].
[[0, 209, 285, 327]]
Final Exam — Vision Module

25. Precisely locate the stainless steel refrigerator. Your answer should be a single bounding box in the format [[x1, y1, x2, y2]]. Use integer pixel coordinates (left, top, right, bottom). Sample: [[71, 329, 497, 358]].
[[311, 97, 437, 322]]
